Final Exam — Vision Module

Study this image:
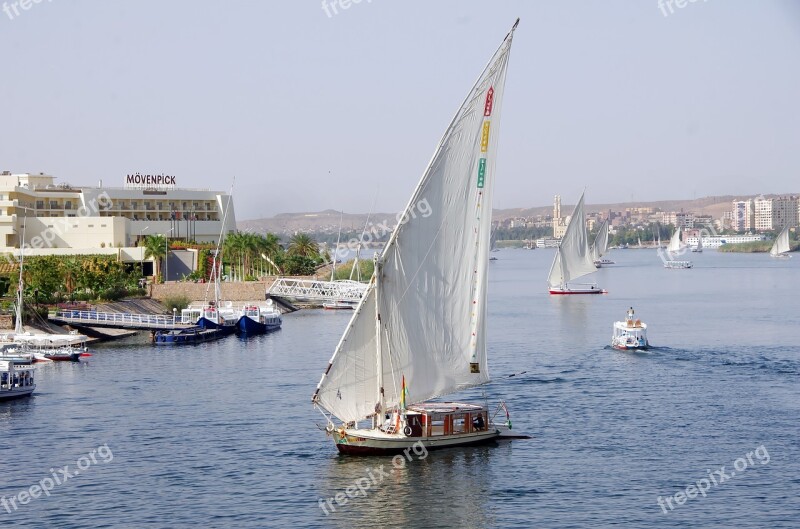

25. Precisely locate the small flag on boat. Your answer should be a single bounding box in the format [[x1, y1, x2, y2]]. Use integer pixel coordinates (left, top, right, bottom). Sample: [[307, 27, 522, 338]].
[[400, 375, 408, 411], [501, 401, 512, 430]]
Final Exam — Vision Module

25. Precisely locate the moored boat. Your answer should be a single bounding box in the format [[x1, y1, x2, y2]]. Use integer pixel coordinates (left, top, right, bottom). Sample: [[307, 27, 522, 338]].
[[611, 307, 649, 350], [0, 360, 36, 401], [236, 301, 282, 334], [152, 327, 223, 345], [183, 304, 237, 335], [322, 301, 356, 310], [313, 20, 521, 455]]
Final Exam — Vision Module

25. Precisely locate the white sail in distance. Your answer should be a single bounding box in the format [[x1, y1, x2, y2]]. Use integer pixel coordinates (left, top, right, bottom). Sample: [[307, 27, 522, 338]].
[[591, 219, 609, 261], [771, 225, 790, 256], [667, 227, 683, 254], [313, 21, 518, 424], [548, 192, 597, 289]]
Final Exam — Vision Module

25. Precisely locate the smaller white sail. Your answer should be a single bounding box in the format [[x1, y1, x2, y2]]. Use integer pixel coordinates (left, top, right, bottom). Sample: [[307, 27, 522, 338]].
[[667, 228, 683, 254], [591, 220, 609, 261], [696, 234, 703, 251], [548, 192, 597, 289], [771, 225, 790, 256]]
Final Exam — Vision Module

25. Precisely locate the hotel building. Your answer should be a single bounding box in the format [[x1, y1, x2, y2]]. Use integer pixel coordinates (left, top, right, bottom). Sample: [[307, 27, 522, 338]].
[[0, 172, 236, 266]]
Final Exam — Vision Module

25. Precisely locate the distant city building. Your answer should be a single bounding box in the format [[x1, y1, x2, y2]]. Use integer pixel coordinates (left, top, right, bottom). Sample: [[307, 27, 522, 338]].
[[658, 211, 693, 228], [753, 195, 798, 231], [772, 195, 799, 230], [754, 195, 774, 231], [731, 199, 755, 232], [553, 194, 567, 239]]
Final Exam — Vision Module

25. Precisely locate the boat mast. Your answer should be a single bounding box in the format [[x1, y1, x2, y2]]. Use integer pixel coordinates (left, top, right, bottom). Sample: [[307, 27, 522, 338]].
[[373, 254, 385, 426], [14, 212, 26, 334]]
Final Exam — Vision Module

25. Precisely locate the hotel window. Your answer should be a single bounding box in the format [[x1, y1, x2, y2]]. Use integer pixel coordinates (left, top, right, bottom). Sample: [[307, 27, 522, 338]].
[[50, 201, 58, 209], [65, 201, 72, 209], [36, 201, 44, 209]]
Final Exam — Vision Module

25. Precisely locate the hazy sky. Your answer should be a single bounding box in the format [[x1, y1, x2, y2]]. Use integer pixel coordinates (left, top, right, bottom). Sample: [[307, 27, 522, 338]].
[[2, 1, 799, 220]]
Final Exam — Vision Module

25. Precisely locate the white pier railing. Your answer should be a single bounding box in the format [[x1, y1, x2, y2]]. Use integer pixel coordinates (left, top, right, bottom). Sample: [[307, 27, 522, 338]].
[[51, 310, 192, 330], [267, 278, 368, 303]]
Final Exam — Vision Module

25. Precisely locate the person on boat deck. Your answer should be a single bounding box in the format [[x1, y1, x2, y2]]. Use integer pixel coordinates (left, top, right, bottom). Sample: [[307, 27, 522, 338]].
[[382, 413, 391, 431], [473, 414, 485, 431]]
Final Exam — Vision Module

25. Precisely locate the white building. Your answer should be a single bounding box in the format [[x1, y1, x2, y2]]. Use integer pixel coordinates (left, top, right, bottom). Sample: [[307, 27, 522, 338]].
[[753, 195, 799, 231], [754, 196, 774, 232], [553, 195, 567, 239], [0, 172, 236, 262], [684, 234, 766, 248], [731, 199, 755, 232]]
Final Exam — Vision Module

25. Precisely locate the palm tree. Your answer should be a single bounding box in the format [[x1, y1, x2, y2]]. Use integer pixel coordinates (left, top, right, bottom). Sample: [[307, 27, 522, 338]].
[[142, 234, 167, 279], [288, 233, 320, 260]]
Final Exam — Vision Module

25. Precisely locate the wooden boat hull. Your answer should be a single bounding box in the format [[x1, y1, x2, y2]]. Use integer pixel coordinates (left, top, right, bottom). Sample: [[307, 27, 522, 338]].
[[332, 428, 501, 455]]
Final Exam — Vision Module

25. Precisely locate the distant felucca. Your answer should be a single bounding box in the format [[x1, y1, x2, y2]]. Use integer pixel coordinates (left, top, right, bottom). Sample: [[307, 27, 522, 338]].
[[548, 192, 606, 294], [770, 225, 792, 259]]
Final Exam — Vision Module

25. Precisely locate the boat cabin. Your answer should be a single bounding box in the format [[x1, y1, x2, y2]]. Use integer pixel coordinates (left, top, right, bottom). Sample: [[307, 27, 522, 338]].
[[0, 361, 35, 393], [181, 308, 203, 325], [381, 403, 489, 438]]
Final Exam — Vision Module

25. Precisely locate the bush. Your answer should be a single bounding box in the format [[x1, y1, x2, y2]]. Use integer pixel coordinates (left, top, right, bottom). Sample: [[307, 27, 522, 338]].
[[163, 294, 191, 313]]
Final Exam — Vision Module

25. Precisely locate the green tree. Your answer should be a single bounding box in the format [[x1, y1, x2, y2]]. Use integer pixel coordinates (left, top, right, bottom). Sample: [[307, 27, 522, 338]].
[[288, 233, 321, 260], [142, 234, 167, 279]]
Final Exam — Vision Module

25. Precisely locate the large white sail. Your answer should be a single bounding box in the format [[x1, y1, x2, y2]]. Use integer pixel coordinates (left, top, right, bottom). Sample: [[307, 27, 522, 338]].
[[314, 23, 517, 424], [591, 219, 609, 261], [667, 227, 683, 254], [771, 225, 790, 256], [548, 192, 597, 289]]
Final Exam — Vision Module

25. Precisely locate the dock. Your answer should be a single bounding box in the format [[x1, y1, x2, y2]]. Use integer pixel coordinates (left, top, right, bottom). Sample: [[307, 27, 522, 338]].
[[49, 309, 192, 331]]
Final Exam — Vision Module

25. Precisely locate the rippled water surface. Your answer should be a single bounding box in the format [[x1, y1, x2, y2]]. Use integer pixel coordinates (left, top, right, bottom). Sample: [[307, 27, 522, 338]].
[[1, 249, 798, 528]]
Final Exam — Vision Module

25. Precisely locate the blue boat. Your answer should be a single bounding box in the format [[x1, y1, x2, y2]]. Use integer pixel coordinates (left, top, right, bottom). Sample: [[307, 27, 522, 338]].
[[236, 303, 282, 336], [182, 305, 237, 335], [152, 327, 223, 345]]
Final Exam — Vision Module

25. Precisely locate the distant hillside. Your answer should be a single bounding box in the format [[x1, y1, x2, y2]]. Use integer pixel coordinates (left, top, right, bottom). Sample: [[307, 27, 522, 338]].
[[238, 194, 798, 234]]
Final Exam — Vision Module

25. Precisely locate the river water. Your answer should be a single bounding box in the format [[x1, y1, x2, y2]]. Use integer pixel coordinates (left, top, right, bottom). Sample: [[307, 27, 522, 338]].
[[1, 249, 798, 528]]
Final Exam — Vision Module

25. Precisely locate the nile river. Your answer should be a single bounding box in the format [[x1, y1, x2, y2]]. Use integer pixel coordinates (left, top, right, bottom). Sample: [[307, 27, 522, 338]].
[[1, 249, 798, 528]]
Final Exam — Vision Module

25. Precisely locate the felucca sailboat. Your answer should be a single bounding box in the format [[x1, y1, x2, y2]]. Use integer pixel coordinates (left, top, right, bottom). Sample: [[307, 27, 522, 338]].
[[770, 225, 792, 259], [663, 227, 693, 269], [548, 192, 606, 294], [591, 219, 613, 267], [312, 20, 520, 455]]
